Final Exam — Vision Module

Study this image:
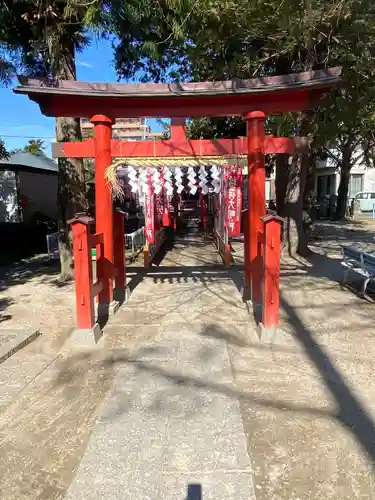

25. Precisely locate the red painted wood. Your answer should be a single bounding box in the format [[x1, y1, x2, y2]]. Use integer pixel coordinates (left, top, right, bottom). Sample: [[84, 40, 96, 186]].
[[144, 245, 150, 268], [94, 238, 105, 304], [173, 191, 179, 231], [54, 136, 296, 159], [170, 118, 187, 141], [225, 244, 231, 266], [200, 194, 207, 230], [262, 219, 281, 328], [90, 232, 104, 246], [92, 279, 104, 297], [113, 210, 126, 294], [245, 111, 266, 305], [71, 219, 95, 329], [92, 114, 114, 304], [145, 186, 156, 243], [243, 210, 249, 289], [44, 88, 313, 118], [162, 189, 171, 227]]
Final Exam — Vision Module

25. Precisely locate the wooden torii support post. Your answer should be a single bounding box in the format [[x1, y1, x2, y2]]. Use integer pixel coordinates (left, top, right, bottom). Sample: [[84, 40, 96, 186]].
[[91, 114, 115, 308], [244, 111, 266, 309], [13, 68, 341, 343]]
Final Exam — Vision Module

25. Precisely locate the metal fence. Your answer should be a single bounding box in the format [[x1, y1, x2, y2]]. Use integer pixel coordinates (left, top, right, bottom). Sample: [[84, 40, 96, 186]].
[[125, 227, 145, 259], [46, 227, 145, 260], [46, 232, 59, 257]]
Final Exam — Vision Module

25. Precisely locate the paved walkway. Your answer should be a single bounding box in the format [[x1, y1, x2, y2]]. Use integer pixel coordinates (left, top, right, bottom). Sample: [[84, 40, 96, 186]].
[[65, 234, 256, 500], [1, 224, 375, 499]]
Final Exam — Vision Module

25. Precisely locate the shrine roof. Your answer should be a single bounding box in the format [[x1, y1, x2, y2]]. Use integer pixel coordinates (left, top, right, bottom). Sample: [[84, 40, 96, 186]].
[[13, 67, 341, 118]]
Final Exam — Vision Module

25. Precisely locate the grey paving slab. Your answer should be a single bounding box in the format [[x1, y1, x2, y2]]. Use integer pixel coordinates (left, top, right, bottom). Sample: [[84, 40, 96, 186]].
[[108, 308, 165, 325], [160, 310, 204, 325], [65, 471, 163, 500], [129, 338, 180, 363], [65, 369, 171, 500], [176, 336, 233, 382], [162, 390, 251, 473], [98, 364, 180, 421], [0, 328, 41, 363], [103, 324, 161, 349], [65, 235, 255, 500], [160, 471, 255, 500], [160, 321, 204, 337]]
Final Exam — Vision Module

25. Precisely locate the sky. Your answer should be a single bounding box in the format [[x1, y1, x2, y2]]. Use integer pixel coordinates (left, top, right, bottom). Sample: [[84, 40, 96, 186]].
[[0, 38, 163, 157]]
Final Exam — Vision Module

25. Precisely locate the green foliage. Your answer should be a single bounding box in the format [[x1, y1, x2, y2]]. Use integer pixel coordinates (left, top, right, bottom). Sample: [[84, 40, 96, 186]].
[[0, 140, 9, 160], [24, 139, 46, 156], [0, 1, 90, 79], [187, 117, 245, 139], [105, 0, 375, 160], [11, 139, 46, 156]]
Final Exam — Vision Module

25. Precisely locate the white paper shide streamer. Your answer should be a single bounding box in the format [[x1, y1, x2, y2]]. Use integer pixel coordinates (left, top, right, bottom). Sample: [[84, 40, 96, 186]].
[[198, 166, 209, 195], [175, 166, 184, 194], [152, 168, 162, 195], [211, 165, 221, 194], [163, 166, 173, 196], [127, 166, 139, 194], [187, 166, 197, 195]]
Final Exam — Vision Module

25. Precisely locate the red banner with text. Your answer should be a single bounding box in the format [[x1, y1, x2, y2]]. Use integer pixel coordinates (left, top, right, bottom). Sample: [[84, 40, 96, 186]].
[[226, 167, 242, 237], [145, 187, 155, 244]]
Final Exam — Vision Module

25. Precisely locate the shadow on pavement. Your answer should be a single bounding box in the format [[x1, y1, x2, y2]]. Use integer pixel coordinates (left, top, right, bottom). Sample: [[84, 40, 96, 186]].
[[54, 309, 375, 469], [280, 291, 375, 466], [187, 484, 202, 500]]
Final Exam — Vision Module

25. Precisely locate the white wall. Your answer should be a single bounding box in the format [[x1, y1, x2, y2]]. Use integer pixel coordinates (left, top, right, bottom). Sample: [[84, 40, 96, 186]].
[[0, 170, 20, 222], [18, 170, 58, 221], [315, 150, 375, 197], [363, 168, 375, 192]]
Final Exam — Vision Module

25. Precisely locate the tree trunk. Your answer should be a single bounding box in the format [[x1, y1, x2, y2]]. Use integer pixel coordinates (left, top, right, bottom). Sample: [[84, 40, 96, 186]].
[[54, 43, 88, 279], [276, 153, 310, 257], [335, 142, 353, 220], [303, 153, 316, 209], [335, 163, 351, 220]]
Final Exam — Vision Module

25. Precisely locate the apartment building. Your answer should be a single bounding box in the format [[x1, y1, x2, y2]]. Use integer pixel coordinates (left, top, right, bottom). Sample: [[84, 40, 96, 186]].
[[80, 117, 163, 141]]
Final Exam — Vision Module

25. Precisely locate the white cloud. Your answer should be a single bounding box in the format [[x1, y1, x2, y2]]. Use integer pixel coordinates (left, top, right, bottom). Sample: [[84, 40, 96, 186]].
[[78, 61, 93, 68]]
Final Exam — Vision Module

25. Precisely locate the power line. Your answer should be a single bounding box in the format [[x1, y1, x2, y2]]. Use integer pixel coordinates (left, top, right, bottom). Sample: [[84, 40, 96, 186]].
[[0, 134, 55, 139]]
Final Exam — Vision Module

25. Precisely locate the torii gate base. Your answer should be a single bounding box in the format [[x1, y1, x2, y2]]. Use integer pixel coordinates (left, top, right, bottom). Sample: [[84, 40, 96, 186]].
[[254, 214, 283, 341], [68, 209, 127, 346]]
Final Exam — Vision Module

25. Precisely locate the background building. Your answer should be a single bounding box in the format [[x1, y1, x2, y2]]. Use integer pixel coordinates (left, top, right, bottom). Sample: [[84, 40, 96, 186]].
[[0, 152, 58, 223], [0, 152, 58, 264], [314, 155, 375, 201], [80, 117, 163, 141]]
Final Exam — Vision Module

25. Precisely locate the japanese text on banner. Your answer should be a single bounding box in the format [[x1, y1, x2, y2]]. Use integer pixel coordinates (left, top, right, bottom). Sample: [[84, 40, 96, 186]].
[[145, 188, 155, 244], [226, 167, 242, 236]]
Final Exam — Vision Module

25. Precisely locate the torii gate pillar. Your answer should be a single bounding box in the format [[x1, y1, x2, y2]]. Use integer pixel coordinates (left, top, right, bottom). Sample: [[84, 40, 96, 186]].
[[91, 114, 115, 305], [244, 111, 266, 306]]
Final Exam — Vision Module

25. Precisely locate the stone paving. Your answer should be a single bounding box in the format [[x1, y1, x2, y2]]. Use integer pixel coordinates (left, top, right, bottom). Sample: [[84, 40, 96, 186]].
[[2, 224, 375, 499], [65, 234, 257, 500]]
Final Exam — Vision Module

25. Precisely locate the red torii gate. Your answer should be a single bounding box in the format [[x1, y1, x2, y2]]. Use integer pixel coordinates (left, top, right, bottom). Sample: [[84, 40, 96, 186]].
[[14, 68, 341, 341], [51, 118, 306, 286]]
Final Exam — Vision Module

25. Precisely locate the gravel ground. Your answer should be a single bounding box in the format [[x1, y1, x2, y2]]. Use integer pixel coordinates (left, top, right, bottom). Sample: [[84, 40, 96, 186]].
[[230, 218, 375, 499], [0, 250, 145, 353], [0, 256, 76, 354]]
